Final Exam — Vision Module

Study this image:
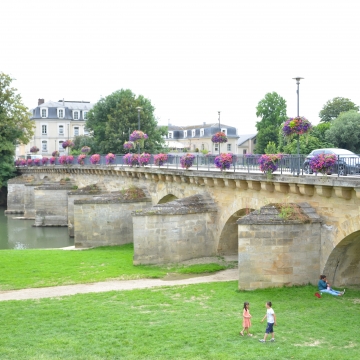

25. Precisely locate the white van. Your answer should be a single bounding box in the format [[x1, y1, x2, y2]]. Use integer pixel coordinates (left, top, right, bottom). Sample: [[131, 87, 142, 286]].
[[26, 154, 43, 160]]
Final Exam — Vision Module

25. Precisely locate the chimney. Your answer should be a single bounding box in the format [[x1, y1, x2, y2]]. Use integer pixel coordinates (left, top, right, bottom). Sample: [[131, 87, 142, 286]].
[[38, 98, 44, 106]]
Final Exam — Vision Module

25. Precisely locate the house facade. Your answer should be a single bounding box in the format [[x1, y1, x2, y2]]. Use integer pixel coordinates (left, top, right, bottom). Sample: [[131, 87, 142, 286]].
[[164, 123, 239, 154], [17, 99, 94, 158], [237, 134, 257, 154]]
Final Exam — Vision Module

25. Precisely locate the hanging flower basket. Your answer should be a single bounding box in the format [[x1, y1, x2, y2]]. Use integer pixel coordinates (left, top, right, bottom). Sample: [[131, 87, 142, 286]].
[[52, 151, 59, 157], [77, 154, 86, 165], [214, 153, 235, 171], [66, 155, 74, 164], [211, 132, 228, 143], [59, 155, 68, 165], [139, 153, 151, 166], [27, 159, 33, 166], [42, 157, 49, 165], [180, 153, 195, 169], [20, 159, 26, 166], [258, 154, 283, 178], [30, 146, 39, 153], [309, 154, 336, 175], [154, 153, 168, 167], [49, 156, 56, 165], [123, 153, 139, 167], [105, 153, 116, 165], [282, 116, 312, 139], [90, 154, 101, 165], [129, 131, 148, 148], [62, 140, 74, 149], [123, 141, 135, 150], [81, 146, 91, 154], [34, 158, 41, 166]]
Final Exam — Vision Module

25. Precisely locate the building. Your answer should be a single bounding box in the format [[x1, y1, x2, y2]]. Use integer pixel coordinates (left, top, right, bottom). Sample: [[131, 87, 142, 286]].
[[17, 99, 94, 157], [164, 123, 239, 154], [237, 134, 257, 154]]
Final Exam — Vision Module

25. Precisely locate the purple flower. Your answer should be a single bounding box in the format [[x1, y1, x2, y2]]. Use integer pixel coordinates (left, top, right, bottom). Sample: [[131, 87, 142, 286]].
[[211, 132, 228, 144], [180, 154, 195, 169], [309, 154, 336, 174], [139, 153, 151, 166], [90, 154, 101, 164], [258, 154, 283, 174], [81, 146, 91, 154], [154, 153, 168, 167], [77, 154, 86, 165], [123, 153, 139, 166], [62, 140, 74, 149], [282, 117, 312, 138], [214, 153, 234, 170], [105, 153, 116, 165], [30, 146, 39, 153]]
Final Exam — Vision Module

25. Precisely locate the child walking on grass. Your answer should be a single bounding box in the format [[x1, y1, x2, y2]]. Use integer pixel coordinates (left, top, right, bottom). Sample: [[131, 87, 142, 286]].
[[259, 301, 276, 343], [240, 301, 252, 337]]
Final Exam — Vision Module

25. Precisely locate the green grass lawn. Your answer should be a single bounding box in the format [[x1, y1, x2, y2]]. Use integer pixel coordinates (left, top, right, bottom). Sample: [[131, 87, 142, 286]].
[[0, 244, 232, 290], [1, 282, 359, 359]]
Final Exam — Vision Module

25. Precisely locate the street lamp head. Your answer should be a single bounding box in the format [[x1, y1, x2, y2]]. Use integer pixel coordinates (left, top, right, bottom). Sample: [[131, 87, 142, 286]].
[[292, 77, 304, 84], [136, 106, 142, 112]]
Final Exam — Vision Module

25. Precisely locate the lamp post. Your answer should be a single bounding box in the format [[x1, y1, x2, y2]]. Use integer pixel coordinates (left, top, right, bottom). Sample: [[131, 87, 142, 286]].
[[292, 77, 304, 176], [136, 106, 142, 154], [218, 111, 221, 154]]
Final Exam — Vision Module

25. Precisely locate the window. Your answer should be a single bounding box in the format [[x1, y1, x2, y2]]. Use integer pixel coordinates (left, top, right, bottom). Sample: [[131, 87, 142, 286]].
[[59, 141, 65, 152], [214, 143, 219, 152], [58, 125, 64, 135], [74, 127, 79, 136], [221, 128, 227, 135], [40, 108, 48, 118], [183, 130, 187, 138], [243, 149, 247, 154], [201, 144, 205, 150], [83, 111, 88, 120], [41, 124, 47, 135], [42, 140, 47, 152], [168, 131, 173, 139], [227, 144, 231, 151], [73, 111, 79, 120], [57, 108, 65, 118], [200, 128, 204, 136], [192, 129, 196, 137]]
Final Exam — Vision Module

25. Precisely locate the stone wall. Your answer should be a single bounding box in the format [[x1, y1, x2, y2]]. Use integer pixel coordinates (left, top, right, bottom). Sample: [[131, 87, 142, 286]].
[[74, 194, 152, 248], [67, 187, 103, 237], [34, 185, 73, 226], [237, 203, 322, 290], [132, 194, 218, 264], [6, 182, 25, 214]]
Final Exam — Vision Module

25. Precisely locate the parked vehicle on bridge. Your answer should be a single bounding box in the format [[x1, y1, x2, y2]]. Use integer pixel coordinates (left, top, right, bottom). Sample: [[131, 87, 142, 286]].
[[303, 148, 360, 176]]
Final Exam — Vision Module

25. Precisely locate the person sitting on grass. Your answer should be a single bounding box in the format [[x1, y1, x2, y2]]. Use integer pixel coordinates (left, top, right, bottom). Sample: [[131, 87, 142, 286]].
[[318, 275, 345, 296]]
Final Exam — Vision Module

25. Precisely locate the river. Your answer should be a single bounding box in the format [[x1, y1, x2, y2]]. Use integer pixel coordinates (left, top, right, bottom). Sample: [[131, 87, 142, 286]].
[[0, 207, 74, 249]]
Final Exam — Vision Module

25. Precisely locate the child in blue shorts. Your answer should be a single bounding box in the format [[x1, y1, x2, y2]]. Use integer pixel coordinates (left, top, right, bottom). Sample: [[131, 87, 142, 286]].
[[259, 301, 276, 343]]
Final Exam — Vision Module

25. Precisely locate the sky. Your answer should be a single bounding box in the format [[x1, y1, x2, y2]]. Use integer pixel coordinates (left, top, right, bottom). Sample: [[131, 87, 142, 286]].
[[2, 0, 360, 134]]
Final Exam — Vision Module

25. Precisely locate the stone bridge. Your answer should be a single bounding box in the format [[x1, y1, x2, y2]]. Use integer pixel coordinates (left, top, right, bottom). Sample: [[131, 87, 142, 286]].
[[7, 165, 360, 290]]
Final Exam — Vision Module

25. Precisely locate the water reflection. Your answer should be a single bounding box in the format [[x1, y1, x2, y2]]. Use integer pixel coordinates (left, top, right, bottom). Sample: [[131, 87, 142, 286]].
[[0, 206, 74, 249]]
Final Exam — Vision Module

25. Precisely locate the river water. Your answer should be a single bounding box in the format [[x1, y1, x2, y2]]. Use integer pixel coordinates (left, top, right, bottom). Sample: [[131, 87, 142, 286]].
[[0, 207, 74, 249]]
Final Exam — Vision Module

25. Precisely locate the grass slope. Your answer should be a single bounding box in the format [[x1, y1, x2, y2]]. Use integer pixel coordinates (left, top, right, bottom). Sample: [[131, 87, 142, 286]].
[[1, 283, 359, 359], [0, 244, 231, 290]]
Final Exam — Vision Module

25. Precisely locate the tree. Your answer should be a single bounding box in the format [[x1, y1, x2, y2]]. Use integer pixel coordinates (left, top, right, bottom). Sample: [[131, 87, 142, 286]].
[[255, 92, 287, 154], [256, 92, 287, 131], [325, 110, 360, 153], [0, 73, 34, 188], [86, 89, 167, 154], [255, 125, 279, 154], [319, 97, 359, 123]]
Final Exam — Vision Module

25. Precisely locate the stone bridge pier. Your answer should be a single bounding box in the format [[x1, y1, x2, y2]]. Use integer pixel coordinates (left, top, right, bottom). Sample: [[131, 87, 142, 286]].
[[7, 165, 360, 289]]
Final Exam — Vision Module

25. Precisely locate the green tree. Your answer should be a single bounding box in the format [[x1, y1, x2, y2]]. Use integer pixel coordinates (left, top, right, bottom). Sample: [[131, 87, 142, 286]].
[[71, 135, 99, 155], [86, 89, 167, 154], [319, 97, 359, 123], [282, 135, 331, 155], [264, 141, 277, 154], [255, 92, 287, 153], [256, 92, 287, 130], [0, 73, 34, 188], [325, 110, 360, 153], [255, 125, 280, 154]]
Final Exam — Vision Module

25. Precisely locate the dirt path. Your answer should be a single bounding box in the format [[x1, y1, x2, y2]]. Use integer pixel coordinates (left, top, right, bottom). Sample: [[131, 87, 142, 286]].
[[0, 269, 238, 302]]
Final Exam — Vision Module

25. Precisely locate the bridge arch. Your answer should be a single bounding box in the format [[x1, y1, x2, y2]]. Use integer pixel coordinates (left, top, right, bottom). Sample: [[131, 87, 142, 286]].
[[217, 208, 254, 255], [158, 194, 178, 204], [323, 214, 360, 287]]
